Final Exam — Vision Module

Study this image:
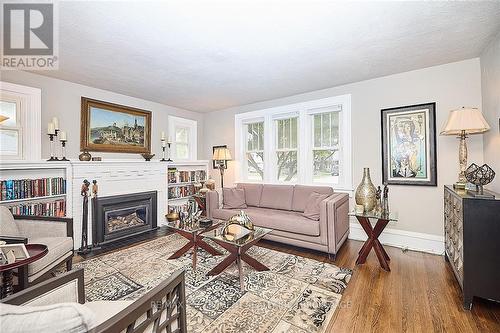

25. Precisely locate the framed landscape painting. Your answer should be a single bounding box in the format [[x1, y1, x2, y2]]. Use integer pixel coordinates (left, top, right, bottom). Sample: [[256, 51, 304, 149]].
[[381, 103, 437, 186], [81, 97, 152, 154]]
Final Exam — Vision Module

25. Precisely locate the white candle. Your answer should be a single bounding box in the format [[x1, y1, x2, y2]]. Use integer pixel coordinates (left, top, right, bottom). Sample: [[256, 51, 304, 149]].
[[48, 122, 55, 134], [59, 131, 67, 141], [168, 135, 173, 143], [162, 140, 166, 148], [161, 131, 165, 140], [52, 117, 59, 130]]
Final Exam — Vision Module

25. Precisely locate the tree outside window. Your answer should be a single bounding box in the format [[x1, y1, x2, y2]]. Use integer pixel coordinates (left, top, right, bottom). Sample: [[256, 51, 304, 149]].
[[313, 112, 340, 184], [245, 122, 264, 180], [275, 117, 298, 182]]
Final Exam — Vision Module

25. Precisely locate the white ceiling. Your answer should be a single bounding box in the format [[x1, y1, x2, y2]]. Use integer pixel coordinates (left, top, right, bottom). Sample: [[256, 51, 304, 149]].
[[37, 1, 500, 112]]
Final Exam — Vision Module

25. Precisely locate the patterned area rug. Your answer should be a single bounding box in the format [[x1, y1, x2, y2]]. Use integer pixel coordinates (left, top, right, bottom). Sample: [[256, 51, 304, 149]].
[[74, 233, 352, 333]]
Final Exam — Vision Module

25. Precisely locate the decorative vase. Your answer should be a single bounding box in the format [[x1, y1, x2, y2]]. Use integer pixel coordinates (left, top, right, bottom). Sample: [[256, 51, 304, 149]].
[[78, 150, 92, 161], [355, 168, 377, 213]]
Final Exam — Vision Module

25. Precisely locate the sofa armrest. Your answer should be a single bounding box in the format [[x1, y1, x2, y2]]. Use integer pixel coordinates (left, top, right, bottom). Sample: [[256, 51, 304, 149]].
[[1, 268, 85, 305], [205, 190, 220, 218], [14, 215, 73, 239], [320, 193, 350, 254], [94, 269, 187, 333], [0, 235, 28, 244]]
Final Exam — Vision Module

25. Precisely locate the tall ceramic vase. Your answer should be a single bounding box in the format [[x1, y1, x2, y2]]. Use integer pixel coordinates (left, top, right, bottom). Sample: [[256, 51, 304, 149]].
[[355, 168, 377, 213]]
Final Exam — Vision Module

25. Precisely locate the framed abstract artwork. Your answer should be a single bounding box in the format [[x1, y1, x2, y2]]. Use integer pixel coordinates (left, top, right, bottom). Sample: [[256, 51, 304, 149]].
[[381, 103, 437, 186], [80, 97, 152, 154]]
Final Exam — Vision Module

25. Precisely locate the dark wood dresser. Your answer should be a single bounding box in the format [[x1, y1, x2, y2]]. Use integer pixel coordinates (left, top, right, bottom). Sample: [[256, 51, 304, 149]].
[[444, 185, 500, 309]]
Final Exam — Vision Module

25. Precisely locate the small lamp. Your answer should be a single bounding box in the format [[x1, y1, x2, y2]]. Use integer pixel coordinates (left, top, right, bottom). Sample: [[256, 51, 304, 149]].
[[440, 107, 490, 189], [212, 147, 232, 189]]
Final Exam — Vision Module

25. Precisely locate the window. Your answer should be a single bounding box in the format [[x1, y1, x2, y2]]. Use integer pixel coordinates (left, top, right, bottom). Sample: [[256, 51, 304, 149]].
[[275, 117, 298, 182], [235, 94, 351, 191], [168, 116, 197, 161], [312, 112, 340, 184], [245, 121, 264, 181], [0, 82, 41, 161]]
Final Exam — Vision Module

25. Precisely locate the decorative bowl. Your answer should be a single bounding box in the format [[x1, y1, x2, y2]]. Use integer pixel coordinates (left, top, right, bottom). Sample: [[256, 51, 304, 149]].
[[141, 153, 155, 161], [166, 212, 179, 222]]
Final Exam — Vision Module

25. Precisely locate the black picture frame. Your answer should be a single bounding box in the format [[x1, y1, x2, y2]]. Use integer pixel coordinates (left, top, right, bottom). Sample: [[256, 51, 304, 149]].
[[212, 145, 228, 169], [381, 102, 437, 186]]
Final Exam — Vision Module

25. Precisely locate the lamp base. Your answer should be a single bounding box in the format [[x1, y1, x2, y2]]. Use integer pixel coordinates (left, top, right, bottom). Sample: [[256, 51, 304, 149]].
[[467, 190, 495, 199]]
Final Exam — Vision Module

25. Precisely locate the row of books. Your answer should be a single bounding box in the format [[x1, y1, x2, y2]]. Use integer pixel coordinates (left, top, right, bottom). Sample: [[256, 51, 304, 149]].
[[167, 169, 206, 183], [1, 177, 66, 201], [7, 199, 67, 217], [168, 202, 195, 214], [168, 185, 195, 199]]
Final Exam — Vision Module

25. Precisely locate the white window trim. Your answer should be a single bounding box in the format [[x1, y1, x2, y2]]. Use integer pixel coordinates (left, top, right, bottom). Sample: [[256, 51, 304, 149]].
[[235, 94, 352, 192], [168, 115, 197, 161], [0, 81, 41, 161]]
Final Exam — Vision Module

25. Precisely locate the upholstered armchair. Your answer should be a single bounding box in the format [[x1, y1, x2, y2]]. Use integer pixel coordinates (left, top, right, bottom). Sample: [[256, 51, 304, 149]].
[[0, 207, 74, 290], [1, 268, 187, 333]]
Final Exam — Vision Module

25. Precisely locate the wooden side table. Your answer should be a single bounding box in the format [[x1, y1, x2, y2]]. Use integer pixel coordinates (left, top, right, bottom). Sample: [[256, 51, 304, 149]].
[[349, 211, 398, 271], [0, 244, 48, 299]]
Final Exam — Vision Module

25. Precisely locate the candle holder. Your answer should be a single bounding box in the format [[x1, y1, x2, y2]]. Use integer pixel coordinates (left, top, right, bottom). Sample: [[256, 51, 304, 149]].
[[166, 142, 173, 162], [160, 139, 167, 162], [47, 134, 59, 161], [60, 140, 69, 161]]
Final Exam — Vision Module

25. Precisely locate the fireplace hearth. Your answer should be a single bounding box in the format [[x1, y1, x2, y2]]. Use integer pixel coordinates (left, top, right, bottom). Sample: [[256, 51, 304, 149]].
[[93, 191, 157, 245]]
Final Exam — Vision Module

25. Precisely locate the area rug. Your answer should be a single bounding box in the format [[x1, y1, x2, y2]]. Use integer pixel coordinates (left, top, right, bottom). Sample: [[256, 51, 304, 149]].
[[74, 233, 352, 333]]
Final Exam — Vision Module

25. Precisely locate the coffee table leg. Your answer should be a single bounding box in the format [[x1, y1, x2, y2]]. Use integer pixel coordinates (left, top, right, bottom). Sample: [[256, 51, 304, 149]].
[[237, 256, 244, 289], [169, 240, 195, 259]]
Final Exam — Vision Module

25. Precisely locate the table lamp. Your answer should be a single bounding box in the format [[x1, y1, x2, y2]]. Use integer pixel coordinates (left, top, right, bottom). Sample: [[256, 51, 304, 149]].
[[212, 147, 232, 189], [440, 107, 490, 189]]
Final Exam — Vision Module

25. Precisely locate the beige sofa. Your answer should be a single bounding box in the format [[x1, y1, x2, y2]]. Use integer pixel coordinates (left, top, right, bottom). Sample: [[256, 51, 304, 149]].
[[206, 183, 349, 256]]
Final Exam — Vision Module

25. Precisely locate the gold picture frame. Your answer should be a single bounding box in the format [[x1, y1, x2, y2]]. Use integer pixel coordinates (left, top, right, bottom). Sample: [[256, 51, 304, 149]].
[[80, 97, 152, 154]]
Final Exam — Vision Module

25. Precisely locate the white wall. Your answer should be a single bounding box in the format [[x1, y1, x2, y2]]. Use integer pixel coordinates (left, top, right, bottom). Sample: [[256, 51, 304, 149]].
[[203, 58, 484, 237], [480, 32, 500, 193], [0, 71, 204, 160]]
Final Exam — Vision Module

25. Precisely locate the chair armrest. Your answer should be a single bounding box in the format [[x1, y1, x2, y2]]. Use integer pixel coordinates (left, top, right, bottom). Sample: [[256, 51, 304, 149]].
[[205, 190, 220, 218], [1, 268, 85, 305], [0, 235, 28, 244], [14, 215, 73, 239], [94, 269, 187, 333]]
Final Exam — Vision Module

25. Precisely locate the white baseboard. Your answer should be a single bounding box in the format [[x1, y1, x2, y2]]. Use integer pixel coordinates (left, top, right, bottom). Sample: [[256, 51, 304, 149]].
[[348, 222, 445, 255]]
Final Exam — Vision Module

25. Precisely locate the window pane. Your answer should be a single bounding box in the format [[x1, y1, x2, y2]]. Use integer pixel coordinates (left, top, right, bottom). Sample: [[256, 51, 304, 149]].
[[314, 114, 321, 147], [277, 151, 297, 182], [0, 129, 19, 155], [313, 112, 339, 148], [175, 127, 189, 143], [246, 122, 263, 152], [322, 113, 331, 147], [258, 122, 264, 150], [0, 101, 17, 127], [291, 117, 297, 148], [276, 117, 297, 150], [176, 143, 189, 159], [247, 152, 264, 181], [313, 149, 339, 184]]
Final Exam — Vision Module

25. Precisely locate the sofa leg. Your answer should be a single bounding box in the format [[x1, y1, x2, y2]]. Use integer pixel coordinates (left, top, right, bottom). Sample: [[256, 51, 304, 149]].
[[66, 257, 73, 272], [328, 253, 337, 261], [17, 266, 29, 291]]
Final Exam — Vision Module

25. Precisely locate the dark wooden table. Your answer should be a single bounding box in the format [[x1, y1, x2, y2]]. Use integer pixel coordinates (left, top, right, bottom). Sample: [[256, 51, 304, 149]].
[[192, 194, 207, 216], [349, 211, 398, 272], [204, 226, 273, 288], [0, 244, 48, 299], [166, 220, 222, 270]]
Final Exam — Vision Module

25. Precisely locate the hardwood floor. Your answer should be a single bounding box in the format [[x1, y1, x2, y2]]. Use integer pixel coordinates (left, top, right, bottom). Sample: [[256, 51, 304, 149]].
[[259, 239, 500, 333]]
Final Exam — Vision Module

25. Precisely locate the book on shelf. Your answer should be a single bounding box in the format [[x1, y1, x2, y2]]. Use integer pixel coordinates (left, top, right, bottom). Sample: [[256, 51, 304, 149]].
[[168, 185, 195, 199], [167, 168, 206, 184], [7, 199, 66, 217], [0, 177, 66, 201]]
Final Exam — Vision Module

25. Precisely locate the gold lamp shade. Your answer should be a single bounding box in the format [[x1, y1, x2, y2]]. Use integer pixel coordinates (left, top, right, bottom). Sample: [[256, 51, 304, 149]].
[[440, 107, 490, 135], [212, 147, 232, 161]]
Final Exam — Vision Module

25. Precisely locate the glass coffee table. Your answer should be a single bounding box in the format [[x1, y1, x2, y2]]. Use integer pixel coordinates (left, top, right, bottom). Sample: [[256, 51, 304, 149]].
[[166, 219, 223, 270], [203, 225, 273, 289], [349, 210, 398, 271]]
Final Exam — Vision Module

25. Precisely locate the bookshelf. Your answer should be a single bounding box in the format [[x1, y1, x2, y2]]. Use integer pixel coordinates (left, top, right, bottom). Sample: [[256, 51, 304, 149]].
[[166, 161, 209, 214], [0, 162, 72, 218]]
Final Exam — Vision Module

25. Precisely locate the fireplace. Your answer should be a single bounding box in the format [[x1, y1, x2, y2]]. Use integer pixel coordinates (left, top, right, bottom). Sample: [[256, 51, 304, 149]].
[[93, 191, 157, 245]]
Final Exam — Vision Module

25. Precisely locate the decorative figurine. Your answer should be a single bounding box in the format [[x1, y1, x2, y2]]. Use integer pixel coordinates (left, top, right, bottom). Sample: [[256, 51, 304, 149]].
[[465, 163, 496, 198], [382, 185, 389, 215]]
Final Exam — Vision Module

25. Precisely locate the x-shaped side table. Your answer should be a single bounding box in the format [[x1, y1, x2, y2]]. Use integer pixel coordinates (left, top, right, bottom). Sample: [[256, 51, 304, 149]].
[[355, 215, 391, 271]]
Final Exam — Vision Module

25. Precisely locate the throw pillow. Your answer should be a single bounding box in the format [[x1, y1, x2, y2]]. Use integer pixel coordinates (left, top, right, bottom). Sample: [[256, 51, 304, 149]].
[[223, 188, 248, 209], [302, 192, 329, 221], [0, 302, 96, 333]]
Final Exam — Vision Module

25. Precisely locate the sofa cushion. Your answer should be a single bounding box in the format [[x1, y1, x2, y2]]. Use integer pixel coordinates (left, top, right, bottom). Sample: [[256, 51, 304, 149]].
[[0, 302, 96, 333], [212, 207, 320, 236], [27, 237, 73, 276], [223, 188, 247, 209], [0, 206, 21, 237], [259, 184, 294, 211], [302, 192, 330, 221], [292, 185, 333, 212], [236, 183, 263, 207]]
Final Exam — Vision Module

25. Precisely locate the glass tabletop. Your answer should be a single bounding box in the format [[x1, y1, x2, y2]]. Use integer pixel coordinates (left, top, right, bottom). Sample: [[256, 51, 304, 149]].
[[348, 210, 399, 222], [166, 219, 222, 234], [203, 225, 273, 247]]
